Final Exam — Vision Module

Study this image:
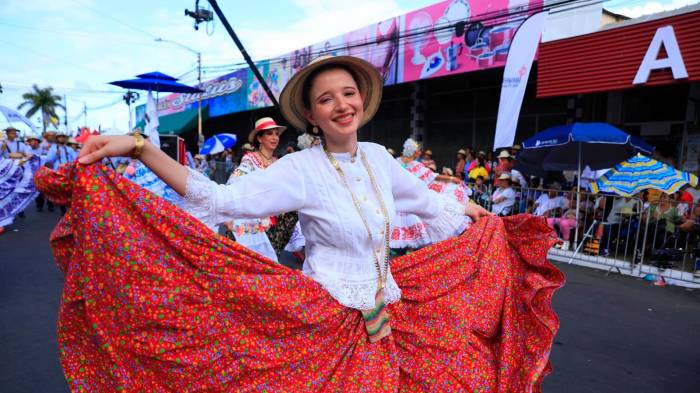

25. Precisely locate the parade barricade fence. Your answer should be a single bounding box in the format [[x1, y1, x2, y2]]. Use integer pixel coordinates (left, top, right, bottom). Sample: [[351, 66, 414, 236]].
[[463, 183, 700, 288]]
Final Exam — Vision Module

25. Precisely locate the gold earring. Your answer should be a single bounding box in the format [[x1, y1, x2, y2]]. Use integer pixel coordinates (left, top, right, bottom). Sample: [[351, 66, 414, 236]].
[[312, 125, 319, 134]]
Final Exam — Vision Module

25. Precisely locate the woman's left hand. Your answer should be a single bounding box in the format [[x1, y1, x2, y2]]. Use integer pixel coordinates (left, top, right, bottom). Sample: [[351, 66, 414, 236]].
[[465, 202, 492, 222]]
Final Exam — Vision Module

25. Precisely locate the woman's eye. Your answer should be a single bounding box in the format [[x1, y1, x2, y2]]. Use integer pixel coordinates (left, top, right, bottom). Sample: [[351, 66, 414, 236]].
[[344, 91, 355, 97], [320, 97, 331, 104]]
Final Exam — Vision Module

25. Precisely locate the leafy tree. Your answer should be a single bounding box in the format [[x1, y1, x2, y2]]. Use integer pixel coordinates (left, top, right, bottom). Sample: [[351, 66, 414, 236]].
[[17, 85, 65, 132]]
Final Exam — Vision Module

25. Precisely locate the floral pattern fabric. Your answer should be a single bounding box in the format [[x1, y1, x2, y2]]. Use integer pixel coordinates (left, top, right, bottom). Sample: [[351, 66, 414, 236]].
[[35, 163, 565, 393]]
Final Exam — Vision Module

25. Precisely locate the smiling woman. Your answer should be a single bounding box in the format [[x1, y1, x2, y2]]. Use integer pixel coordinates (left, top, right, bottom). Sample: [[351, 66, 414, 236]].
[[44, 54, 563, 392]]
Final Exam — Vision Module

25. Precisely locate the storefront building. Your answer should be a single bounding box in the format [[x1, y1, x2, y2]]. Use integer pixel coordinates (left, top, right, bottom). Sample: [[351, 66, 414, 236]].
[[537, 4, 700, 171]]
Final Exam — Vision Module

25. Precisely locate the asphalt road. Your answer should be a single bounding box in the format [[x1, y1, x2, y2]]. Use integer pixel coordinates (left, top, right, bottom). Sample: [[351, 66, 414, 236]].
[[1, 208, 699, 393]]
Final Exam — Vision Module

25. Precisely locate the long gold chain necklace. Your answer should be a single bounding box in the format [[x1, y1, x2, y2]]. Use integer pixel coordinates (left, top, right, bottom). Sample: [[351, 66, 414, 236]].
[[323, 144, 391, 289]]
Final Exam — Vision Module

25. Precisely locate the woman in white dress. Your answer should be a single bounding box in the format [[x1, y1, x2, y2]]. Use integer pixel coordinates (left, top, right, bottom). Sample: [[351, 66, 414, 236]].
[[222, 117, 286, 262], [69, 55, 562, 392]]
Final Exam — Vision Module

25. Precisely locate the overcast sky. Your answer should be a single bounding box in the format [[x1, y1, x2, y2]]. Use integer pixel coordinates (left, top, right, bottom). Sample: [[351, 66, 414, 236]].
[[1, 0, 697, 133]]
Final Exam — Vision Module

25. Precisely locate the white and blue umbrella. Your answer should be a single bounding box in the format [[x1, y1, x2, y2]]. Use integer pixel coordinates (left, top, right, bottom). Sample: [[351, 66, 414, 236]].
[[591, 154, 698, 197], [199, 133, 237, 155]]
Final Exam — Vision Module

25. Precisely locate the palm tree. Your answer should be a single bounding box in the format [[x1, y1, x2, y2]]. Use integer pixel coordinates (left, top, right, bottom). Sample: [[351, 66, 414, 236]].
[[17, 85, 65, 132]]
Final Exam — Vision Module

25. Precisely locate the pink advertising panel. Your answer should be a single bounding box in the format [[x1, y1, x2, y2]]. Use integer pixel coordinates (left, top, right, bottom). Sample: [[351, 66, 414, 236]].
[[400, 0, 542, 84]]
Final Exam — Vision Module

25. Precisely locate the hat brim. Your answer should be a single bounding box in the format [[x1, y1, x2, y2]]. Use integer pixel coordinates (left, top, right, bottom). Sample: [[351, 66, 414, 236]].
[[279, 55, 383, 132], [247, 125, 287, 144]]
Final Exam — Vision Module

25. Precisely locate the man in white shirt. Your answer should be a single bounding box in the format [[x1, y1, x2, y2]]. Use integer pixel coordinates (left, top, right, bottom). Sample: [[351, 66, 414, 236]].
[[533, 184, 569, 217], [1, 127, 29, 158], [24, 134, 44, 160], [491, 173, 516, 216]]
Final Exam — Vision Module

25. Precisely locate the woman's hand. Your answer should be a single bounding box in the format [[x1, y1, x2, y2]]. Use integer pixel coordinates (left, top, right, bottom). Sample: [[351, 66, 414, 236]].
[[78, 135, 136, 164], [465, 202, 492, 222]]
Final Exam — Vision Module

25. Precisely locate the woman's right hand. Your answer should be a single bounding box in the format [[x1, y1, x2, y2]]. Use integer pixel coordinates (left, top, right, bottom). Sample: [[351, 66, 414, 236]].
[[78, 135, 136, 164]]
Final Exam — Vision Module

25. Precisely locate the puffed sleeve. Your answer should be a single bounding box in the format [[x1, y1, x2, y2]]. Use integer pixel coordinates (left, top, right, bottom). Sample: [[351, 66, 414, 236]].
[[181, 154, 306, 229], [386, 148, 470, 242]]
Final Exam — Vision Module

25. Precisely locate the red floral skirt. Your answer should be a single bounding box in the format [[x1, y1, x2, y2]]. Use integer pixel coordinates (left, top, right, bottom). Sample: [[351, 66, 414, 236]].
[[35, 164, 565, 392]]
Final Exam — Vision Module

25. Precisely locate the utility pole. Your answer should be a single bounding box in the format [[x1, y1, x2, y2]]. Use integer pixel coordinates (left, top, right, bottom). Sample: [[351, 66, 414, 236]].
[[197, 52, 203, 147], [207, 0, 279, 108], [154, 37, 203, 146]]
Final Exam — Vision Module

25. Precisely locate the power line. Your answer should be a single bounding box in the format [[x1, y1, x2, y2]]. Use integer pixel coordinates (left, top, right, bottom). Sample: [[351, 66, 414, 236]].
[[74, 0, 160, 39], [0, 19, 174, 50]]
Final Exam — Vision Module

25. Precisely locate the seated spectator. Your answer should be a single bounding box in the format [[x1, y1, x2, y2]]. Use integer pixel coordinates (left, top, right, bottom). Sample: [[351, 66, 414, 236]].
[[533, 183, 569, 217], [467, 151, 491, 174], [548, 208, 578, 250], [455, 149, 467, 180], [468, 156, 490, 183], [648, 193, 683, 236], [471, 175, 490, 207], [599, 196, 641, 256], [495, 150, 528, 189], [491, 174, 516, 216], [421, 149, 437, 172]]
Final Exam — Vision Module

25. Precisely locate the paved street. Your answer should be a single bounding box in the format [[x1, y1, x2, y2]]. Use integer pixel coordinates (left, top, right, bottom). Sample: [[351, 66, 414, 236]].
[[1, 208, 699, 393]]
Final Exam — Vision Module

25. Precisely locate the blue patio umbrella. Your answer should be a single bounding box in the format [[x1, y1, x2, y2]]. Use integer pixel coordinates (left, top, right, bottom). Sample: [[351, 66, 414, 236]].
[[518, 122, 655, 248], [518, 123, 654, 171], [109, 77, 203, 94], [109, 71, 204, 131], [200, 133, 237, 155]]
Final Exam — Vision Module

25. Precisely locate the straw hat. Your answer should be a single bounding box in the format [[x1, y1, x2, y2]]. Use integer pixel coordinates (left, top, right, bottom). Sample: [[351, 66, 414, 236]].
[[442, 167, 454, 176], [248, 117, 287, 144], [241, 143, 254, 152], [4, 126, 19, 133], [498, 173, 512, 181], [279, 55, 383, 132], [386, 148, 396, 156], [497, 150, 511, 159], [511, 144, 522, 150], [424, 149, 433, 157], [25, 134, 41, 142], [457, 149, 467, 156]]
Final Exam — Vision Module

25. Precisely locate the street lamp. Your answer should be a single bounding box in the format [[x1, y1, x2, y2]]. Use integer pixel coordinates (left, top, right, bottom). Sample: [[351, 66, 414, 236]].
[[154, 37, 203, 147]]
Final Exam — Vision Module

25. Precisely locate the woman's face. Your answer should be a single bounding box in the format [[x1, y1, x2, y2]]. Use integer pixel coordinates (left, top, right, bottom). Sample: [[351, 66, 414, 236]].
[[257, 129, 281, 152], [304, 68, 364, 143]]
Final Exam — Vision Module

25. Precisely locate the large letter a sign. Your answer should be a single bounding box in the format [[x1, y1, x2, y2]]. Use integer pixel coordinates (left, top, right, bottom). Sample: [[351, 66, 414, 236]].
[[633, 25, 689, 84]]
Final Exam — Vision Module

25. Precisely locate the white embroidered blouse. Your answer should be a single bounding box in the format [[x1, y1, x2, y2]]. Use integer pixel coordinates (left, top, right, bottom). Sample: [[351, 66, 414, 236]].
[[183, 142, 469, 310]]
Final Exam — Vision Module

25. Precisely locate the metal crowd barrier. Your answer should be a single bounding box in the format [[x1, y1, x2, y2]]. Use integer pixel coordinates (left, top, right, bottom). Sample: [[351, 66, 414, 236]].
[[464, 182, 700, 287]]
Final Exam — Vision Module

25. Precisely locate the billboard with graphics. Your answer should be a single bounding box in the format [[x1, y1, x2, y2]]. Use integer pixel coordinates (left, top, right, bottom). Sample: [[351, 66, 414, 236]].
[[153, 0, 542, 121]]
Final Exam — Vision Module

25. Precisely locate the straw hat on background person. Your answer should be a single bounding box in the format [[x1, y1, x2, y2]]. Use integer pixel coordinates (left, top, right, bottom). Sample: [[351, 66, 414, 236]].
[[279, 55, 383, 132], [248, 117, 287, 144], [498, 150, 512, 159], [498, 173, 512, 182]]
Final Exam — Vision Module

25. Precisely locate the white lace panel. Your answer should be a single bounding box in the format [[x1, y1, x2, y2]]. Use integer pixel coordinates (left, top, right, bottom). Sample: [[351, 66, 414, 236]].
[[306, 269, 402, 310], [424, 195, 472, 243], [182, 168, 220, 229]]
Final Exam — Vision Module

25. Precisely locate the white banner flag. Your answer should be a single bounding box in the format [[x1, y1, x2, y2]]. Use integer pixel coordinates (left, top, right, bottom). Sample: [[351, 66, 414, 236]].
[[493, 11, 548, 151], [0, 105, 38, 135], [145, 92, 161, 148]]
